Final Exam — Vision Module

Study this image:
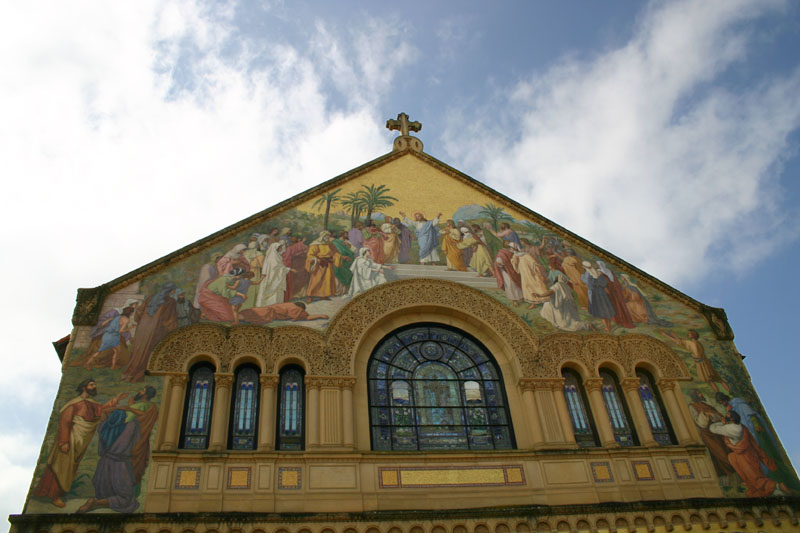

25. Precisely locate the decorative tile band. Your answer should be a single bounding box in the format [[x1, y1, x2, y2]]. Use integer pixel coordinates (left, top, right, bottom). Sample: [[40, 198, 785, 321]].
[[379, 465, 525, 489], [632, 460, 655, 481], [175, 466, 201, 490], [278, 466, 302, 490], [227, 467, 252, 489], [590, 461, 614, 483], [671, 459, 694, 480]]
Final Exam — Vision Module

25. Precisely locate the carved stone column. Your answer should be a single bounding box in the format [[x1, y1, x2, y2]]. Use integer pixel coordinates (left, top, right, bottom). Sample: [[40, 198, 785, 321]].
[[341, 377, 356, 449], [209, 374, 233, 452], [306, 376, 320, 448], [658, 378, 694, 444], [621, 377, 657, 447], [518, 380, 544, 447], [258, 375, 279, 451], [585, 378, 617, 447], [160, 374, 188, 451]]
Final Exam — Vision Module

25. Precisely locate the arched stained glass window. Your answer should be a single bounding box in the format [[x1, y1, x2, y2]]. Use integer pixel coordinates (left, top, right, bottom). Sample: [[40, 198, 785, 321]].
[[277, 365, 304, 450], [368, 324, 515, 451], [636, 369, 676, 445], [229, 365, 260, 450], [181, 363, 215, 449], [599, 369, 639, 447], [562, 369, 599, 448]]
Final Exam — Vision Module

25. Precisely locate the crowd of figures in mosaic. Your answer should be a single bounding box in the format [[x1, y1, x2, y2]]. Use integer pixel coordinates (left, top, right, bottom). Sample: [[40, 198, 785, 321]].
[[26, 174, 799, 514]]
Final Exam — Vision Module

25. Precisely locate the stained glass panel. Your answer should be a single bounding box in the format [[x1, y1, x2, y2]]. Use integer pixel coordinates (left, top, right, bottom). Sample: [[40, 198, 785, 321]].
[[562, 369, 599, 448], [230, 365, 259, 450], [181, 364, 214, 449], [600, 370, 638, 447], [277, 366, 304, 450], [367, 324, 515, 451], [636, 370, 675, 445]]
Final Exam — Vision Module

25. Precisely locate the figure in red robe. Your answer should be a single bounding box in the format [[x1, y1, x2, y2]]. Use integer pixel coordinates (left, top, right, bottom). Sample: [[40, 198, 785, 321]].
[[710, 411, 786, 497]]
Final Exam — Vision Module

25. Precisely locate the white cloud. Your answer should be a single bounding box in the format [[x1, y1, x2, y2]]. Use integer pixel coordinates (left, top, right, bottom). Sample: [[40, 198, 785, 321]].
[[0, 432, 45, 526], [0, 0, 415, 521], [442, 0, 800, 288], [310, 17, 418, 109]]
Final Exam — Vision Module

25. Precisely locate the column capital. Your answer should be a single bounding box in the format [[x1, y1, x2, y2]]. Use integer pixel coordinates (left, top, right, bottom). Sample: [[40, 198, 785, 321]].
[[260, 374, 280, 387], [215, 374, 234, 389], [584, 378, 604, 393], [657, 378, 680, 391], [168, 374, 189, 387], [620, 377, 641, 393]]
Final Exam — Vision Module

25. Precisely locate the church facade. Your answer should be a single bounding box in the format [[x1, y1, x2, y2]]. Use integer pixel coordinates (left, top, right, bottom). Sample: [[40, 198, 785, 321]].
[[12, 115, 800, 533]]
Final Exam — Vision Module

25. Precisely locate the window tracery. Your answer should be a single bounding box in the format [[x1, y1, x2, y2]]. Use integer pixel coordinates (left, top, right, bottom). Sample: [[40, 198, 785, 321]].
[[561, 369, 599, 447], [368, 324, 515, 451], [636, 369, 676, 445], [229, 364, 260, 450], [180, 363, 215, 449], [599, 369, 638, 446], [277, 365, 305, 450]]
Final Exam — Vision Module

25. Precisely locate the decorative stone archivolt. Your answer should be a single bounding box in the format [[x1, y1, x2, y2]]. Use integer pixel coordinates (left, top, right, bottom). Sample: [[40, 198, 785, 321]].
[[326, 279, 540, 375], [536, 333, 690, 380], [148, 323, 324, 374], [148, 279, 687, 381]]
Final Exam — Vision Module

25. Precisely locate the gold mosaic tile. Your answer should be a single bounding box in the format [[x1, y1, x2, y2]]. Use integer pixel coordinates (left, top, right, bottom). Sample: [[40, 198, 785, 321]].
[[632, 461, 655, 481], [278, 467, 302, 489], [380, 465, 524, 488], [505, 467, 524, 484], [175, 466, 201, 490], [590, 462, 614, 483], [671, 459, 694, 480], [227, 467, 251, 489], [380, 468, 400, 487]]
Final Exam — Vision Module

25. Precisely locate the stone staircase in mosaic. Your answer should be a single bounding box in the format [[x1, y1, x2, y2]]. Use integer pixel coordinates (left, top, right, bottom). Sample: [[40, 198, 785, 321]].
[[383, 263, 497, 290]]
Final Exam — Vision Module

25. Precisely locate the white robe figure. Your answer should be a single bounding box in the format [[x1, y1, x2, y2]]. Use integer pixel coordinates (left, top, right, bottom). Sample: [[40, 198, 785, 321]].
[[540, 272, 586, 331], [348, 248, 388, 298], [256, 242, 290, 307]]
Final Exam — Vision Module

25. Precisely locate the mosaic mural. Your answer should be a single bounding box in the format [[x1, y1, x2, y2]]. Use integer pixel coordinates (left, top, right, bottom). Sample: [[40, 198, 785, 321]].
[[25, 153, 798, 513]]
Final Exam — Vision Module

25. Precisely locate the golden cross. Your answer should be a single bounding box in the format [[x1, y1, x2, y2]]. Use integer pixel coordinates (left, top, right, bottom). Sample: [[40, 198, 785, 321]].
[[386, 112, 421, 137]]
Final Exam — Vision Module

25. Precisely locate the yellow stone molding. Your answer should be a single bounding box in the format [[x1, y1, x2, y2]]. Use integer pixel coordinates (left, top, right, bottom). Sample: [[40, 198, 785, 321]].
[[259, 374, 280, 387], [327, 278, 539, 376], [584, 378, 604, 393], [215, 374, 234, 389]]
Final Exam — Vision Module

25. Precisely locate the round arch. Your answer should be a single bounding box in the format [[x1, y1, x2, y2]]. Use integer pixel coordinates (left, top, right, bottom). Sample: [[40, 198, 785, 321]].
[[326, 278, 540, 378]]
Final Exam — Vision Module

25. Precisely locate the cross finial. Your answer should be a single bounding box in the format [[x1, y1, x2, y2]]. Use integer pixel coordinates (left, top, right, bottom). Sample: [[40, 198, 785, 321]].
[[386, 112, 423, 152]]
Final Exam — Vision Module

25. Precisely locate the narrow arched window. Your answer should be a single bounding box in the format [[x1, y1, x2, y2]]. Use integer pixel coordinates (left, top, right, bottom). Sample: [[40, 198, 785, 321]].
[[636, 369, 676, 445], [229, 364, 260, 450], [600, 369, 639, 446], [561, 369, 599, 447], [181, 363, 215, 449], [276, 365, 304, 450], [368, 324, 515, 451]]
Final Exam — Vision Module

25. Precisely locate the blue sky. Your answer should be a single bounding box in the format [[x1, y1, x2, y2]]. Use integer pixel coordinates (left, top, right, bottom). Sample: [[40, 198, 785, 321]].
[[1, 0, 799, 524]]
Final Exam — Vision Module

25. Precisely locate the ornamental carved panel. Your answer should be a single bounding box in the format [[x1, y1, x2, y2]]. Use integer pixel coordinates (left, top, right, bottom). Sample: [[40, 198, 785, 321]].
[[148, 323, 325, 375], [325, 279, 540, 376]]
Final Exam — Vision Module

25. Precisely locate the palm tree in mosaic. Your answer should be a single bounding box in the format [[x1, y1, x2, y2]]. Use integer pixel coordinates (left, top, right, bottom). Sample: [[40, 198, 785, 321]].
[[312, 188, 342, 231], [341, 191, 367, 227], [479, 202, 513, 231], [360, 184, 398, 224]]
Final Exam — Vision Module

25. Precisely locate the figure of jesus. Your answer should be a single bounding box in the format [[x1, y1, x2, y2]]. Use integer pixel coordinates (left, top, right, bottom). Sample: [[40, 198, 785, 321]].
[[400, 211, 442, 264]]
